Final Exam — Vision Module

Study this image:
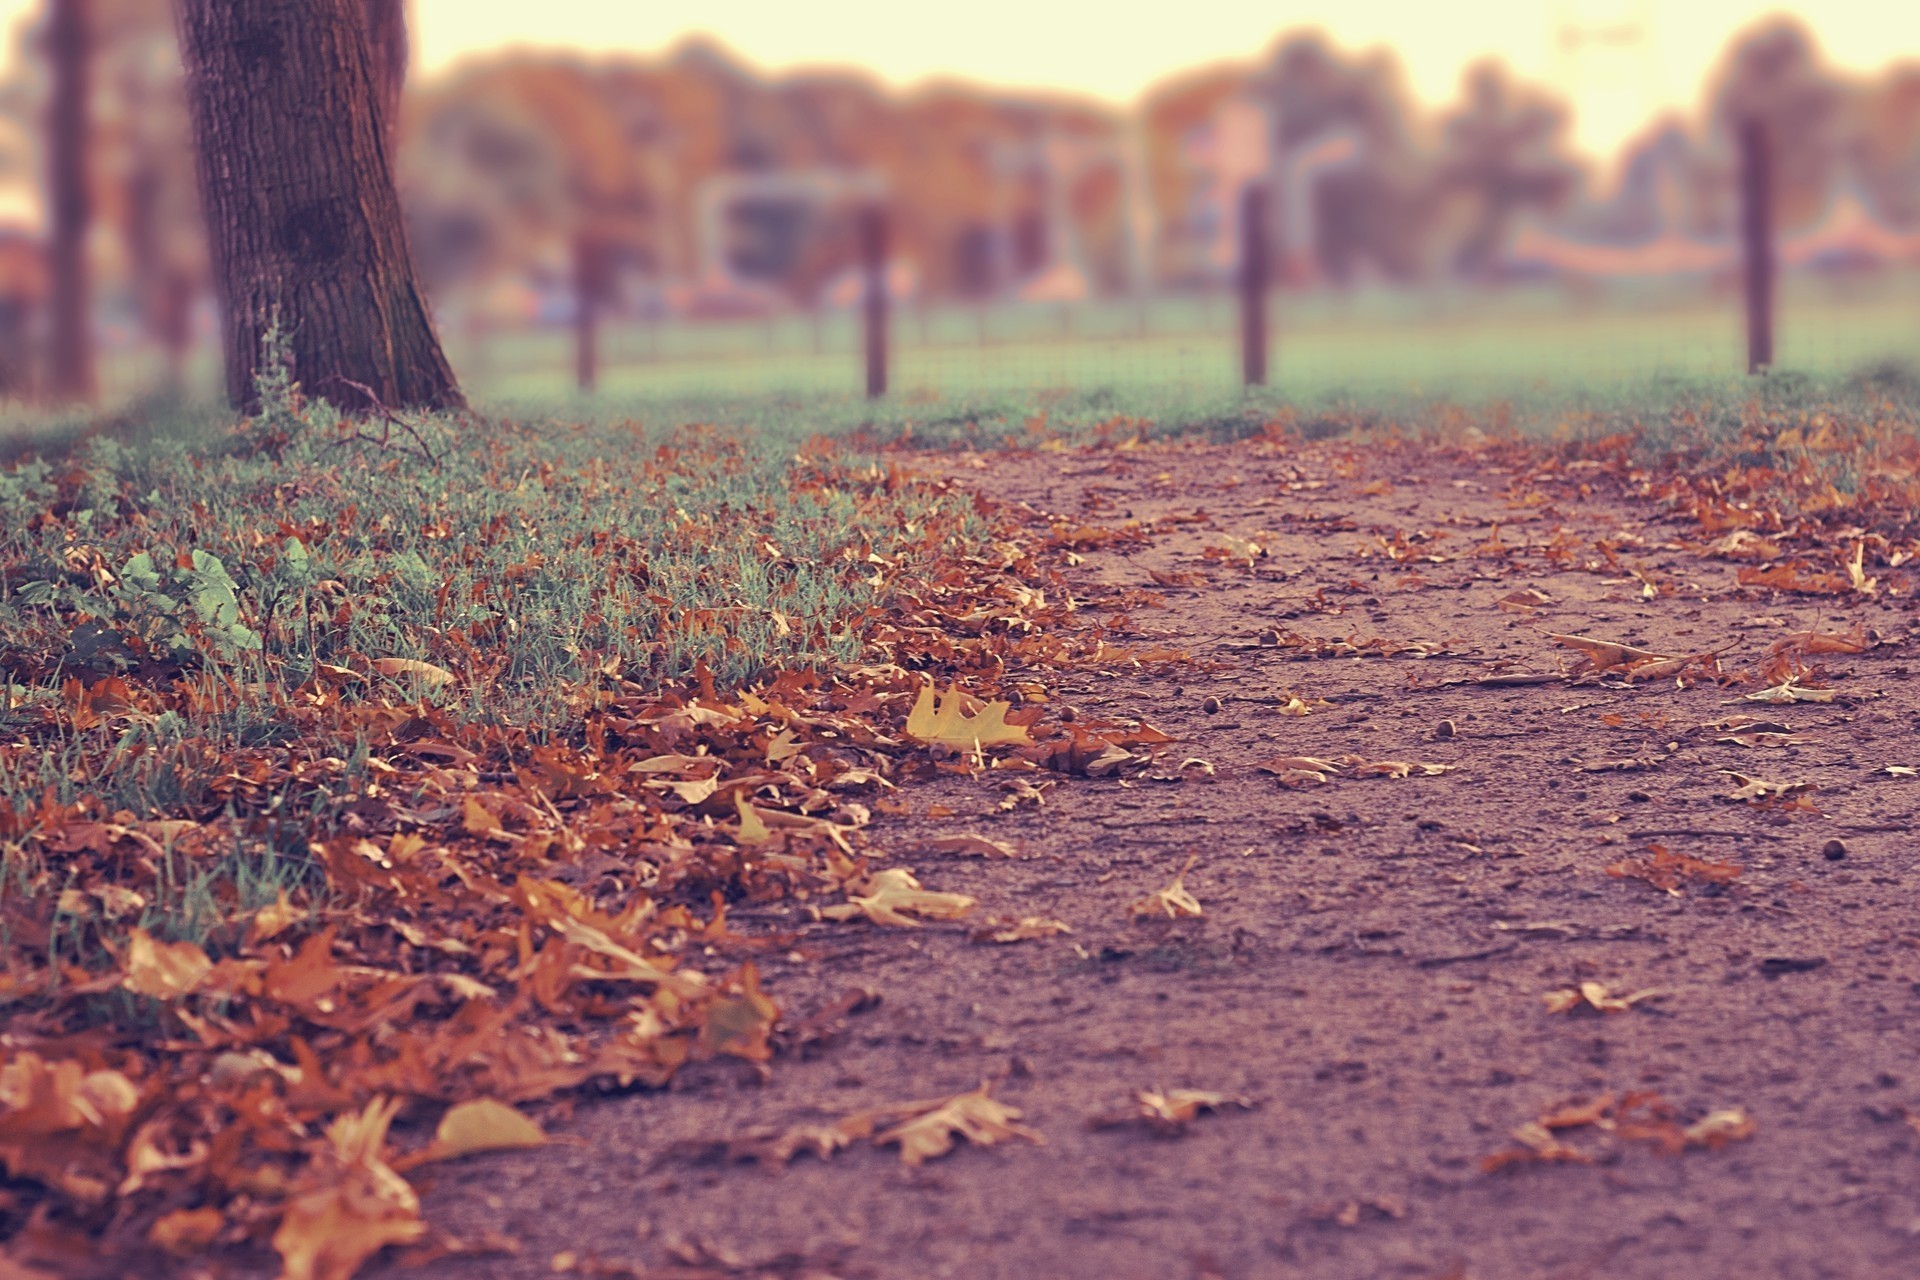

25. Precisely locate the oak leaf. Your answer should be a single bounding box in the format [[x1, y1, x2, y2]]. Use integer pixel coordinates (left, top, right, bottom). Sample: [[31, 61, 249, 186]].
[[905, 684, 1031, 752], [870, 1081, 1044, 1165]]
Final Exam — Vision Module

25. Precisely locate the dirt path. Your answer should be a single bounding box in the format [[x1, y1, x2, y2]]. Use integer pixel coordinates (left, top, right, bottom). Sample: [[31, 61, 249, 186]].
[[404, 433, 1920, 1280]]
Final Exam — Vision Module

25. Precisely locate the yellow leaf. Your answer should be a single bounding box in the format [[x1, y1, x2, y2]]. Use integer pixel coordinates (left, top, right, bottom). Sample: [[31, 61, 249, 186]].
[[405, 1100, 546, 1168], [123, 928, 212, 1000], [871, 1080, 1044, 1165], [820, 868, 975, 927], [461, 796, 502, 836], [249, 889, 304, 945], [735, 796, 774, 843], [274, 1097, 425, 1280], [905, 683, 1031, 752]]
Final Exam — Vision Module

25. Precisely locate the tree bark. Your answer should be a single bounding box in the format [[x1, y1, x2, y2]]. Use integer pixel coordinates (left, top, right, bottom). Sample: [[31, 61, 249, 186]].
[[45, 0, 96, 404], [359, 0, 407, 152], [173, 0, 463, 414]]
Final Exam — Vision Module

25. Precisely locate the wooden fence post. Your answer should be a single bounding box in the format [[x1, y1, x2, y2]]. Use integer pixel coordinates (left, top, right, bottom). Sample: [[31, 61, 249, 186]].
[[1739, 117, 1773, 375], [860, 205, 888, 399], [573, 233, 599, 392], [1239, 183, 1270, 387]]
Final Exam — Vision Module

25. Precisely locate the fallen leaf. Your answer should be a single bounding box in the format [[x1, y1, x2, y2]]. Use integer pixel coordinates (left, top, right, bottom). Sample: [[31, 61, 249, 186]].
[[122, 929, 212, 1001], [1683, 1108, 1757, 1148], [1542, 981, 1669, 1015], [1744, 680, 1836, 704], [1606, 845, 1742, 895], [1130, 855, 1203, 920], [820, 868, 975, 927], [370, 657, 456, 690], [400, 1100, 546, 1169], [1719, 770, 1814, 803], [273, 1097, 425, 1280], [971, 916, 1073, 944], [1094, 1087, 1258, 1136], [905, 684, 1032, 752], [871, 1081, 1044, 1165], [1547, 633, 1674, 674], [906, 833, 1019, 859]]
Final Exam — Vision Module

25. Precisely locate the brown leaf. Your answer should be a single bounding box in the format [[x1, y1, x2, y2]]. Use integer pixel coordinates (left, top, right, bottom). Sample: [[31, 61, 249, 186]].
[[1130, 855, 1203, 920], [970, 916, 1073, 944], [870, 1080, 1044, 1165]]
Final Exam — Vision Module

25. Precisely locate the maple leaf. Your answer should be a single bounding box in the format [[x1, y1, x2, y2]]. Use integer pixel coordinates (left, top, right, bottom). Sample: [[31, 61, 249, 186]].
[[904, 683, 1032, 752], [820, 868, 975, 927], [1130, 855, 1203, 920], [870, 1081, 1044, 1165]]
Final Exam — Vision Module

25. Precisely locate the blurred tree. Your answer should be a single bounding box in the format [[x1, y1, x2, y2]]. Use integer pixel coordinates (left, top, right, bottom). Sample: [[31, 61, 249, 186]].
[[1435, 61, 1581, 278], [1708, 19, 1844, 233], [45, 0, 94, 403], [174, 0, 461, 412]]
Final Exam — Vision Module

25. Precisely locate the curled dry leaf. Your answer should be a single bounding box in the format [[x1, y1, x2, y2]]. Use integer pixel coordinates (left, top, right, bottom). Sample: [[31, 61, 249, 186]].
[[1130, 856, 1203, 921], [1743, 680, 1836, 704], [1094, 1087, 1258, 1137], [908, 833, 1019, 859], [871, 1080, 1044, 1166], [820, 868, 975, 928], [971, 916, 1073, 944], [369, 657, 456, 691], [1542, 981, 1669, 1015], [1719, 771, 1815, 804], [1606, 845, 1742, 896], [1347, 759, 1451, 779], [1546, 633, 1674, 675]]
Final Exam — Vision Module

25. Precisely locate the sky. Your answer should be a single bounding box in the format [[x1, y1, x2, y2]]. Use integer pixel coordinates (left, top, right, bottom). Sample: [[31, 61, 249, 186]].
[[0, 0, 1916, 165]]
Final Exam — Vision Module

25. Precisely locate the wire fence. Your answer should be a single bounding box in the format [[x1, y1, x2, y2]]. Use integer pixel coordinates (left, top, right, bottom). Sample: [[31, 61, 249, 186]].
[[446, 267, 1920, 409]]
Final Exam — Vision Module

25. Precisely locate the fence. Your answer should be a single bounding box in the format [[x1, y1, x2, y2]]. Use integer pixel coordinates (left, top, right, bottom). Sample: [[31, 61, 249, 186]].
[[432, 121, 1920, 412]]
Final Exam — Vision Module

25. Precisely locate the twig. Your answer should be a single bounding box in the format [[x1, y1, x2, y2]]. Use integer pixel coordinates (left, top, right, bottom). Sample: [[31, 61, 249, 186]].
[[319, 375, 445, 465]]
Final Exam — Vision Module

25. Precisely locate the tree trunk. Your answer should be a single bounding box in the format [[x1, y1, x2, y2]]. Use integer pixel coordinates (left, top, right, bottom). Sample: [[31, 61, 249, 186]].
[[173, 0, 463, 414], [45, 0, 95, 404], [359, 0, 407, 152]]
